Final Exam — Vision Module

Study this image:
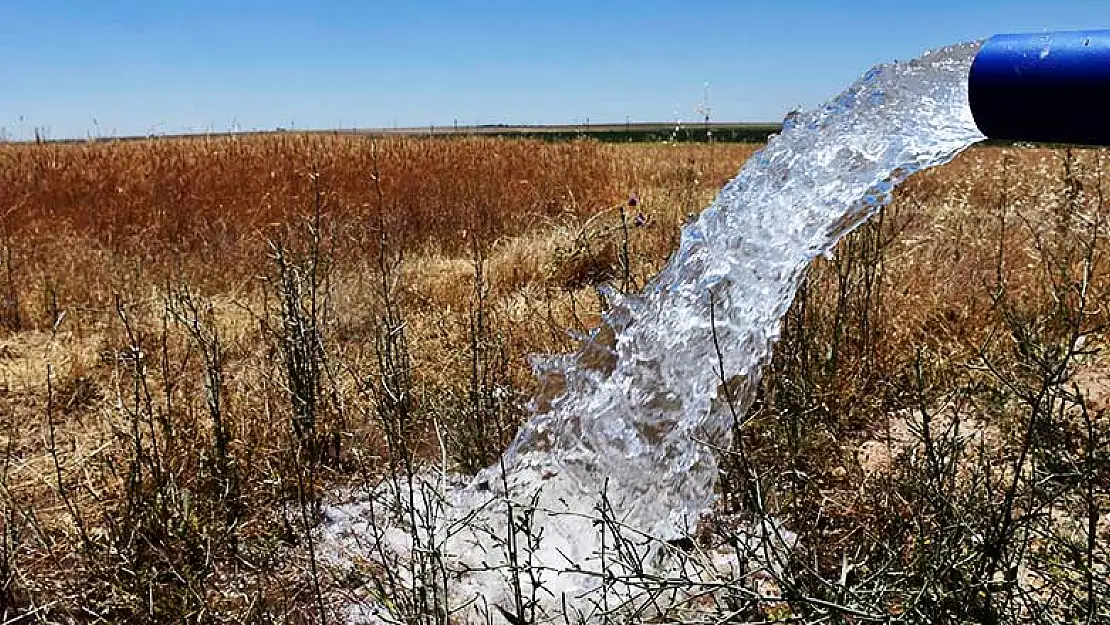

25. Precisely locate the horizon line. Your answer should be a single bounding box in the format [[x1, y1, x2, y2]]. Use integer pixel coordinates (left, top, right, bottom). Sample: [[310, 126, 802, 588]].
[[1, 120, 786, 145]]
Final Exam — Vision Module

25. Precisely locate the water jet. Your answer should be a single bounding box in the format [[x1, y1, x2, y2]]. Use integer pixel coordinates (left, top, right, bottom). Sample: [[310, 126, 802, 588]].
[[325, 31, 1110, 623]]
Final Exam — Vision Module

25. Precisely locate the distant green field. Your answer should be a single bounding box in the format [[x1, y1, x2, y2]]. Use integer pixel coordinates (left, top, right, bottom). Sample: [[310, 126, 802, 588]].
[[361, 121, 783, 143], [24, 122, 781, 145]]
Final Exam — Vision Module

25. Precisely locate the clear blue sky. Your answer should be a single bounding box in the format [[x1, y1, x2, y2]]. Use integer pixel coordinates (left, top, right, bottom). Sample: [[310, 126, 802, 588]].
[[2, 1, 1110, 139]]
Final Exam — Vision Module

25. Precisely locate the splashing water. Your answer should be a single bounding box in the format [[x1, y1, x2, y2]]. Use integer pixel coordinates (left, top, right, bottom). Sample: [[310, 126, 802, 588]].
[[323, 41, 988, 623]]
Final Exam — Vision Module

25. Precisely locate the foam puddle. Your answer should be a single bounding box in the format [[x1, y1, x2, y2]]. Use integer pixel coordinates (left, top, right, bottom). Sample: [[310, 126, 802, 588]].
[[321, 41, 988, 624]]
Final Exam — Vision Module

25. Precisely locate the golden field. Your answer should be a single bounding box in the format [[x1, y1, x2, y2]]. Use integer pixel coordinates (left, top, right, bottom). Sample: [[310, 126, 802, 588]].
[[0, 135, 1107, 623]]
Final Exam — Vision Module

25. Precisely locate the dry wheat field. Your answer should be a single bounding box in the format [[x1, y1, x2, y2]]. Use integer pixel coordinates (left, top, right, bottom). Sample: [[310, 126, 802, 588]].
[[0, 135, 1108, 623]]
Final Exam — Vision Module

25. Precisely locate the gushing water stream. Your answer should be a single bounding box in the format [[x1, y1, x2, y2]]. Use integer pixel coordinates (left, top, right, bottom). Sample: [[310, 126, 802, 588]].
[[322, 41, 988, 623]]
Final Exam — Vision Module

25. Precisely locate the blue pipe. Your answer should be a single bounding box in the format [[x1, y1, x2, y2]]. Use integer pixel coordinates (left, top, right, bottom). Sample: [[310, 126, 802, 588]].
[[969, 30, 1110, 146]]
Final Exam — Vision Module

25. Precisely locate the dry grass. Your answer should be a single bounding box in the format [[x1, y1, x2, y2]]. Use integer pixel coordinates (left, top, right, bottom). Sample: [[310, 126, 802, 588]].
[[0, 135, 1106, 623]]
